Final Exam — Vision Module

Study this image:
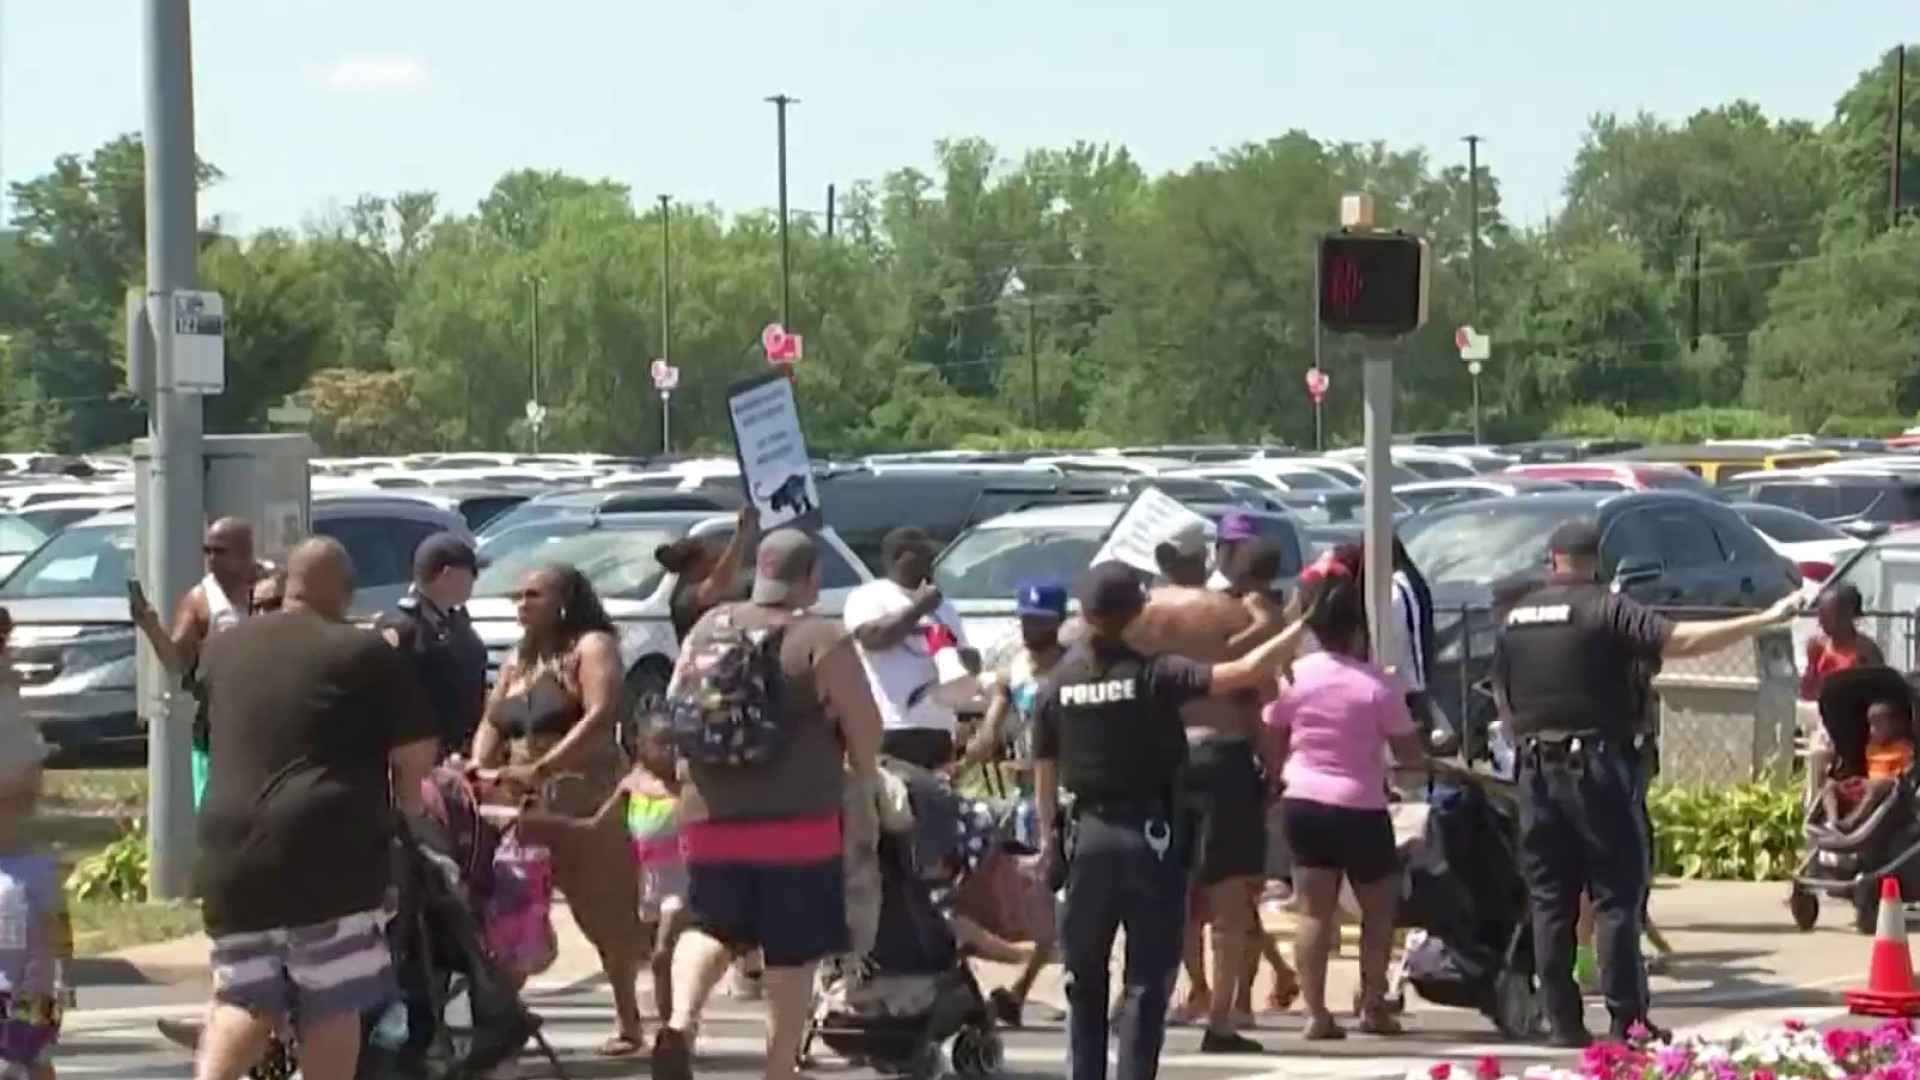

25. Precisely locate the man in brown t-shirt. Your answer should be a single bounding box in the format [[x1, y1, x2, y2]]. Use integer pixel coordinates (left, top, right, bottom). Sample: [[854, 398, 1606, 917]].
[[654, 529, 883, 1080]]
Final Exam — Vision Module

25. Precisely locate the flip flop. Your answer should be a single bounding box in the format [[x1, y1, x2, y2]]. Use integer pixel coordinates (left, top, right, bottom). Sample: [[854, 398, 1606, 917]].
[[597, 1031, 645, 1058]]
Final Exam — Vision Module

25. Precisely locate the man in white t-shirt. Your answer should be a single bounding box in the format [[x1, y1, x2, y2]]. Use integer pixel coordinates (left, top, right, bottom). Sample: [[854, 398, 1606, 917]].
[[843, 527, 979, 770]]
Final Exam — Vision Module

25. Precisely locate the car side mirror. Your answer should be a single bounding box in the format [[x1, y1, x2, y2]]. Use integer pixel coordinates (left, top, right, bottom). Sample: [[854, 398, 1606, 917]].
[[1613, 558, 1662, 588], [1842, 520, 1890, 540]]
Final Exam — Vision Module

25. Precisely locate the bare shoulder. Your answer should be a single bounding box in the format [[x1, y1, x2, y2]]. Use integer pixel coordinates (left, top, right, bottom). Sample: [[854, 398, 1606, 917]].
[[571, 629, 622, 667]]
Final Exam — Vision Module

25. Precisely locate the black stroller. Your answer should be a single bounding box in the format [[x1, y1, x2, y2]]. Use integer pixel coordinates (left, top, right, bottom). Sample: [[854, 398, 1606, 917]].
[[1393, 771, 1544, 1039], [1789, 665, 1920, 935], [250, 770, 563, 1080], [804, 760, 1006, 1080]]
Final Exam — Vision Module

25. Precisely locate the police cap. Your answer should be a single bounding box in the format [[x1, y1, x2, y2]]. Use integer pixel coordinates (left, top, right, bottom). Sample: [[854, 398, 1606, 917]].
[[1077, 561, 1147, 621], [1547, 518, 1602, 558]]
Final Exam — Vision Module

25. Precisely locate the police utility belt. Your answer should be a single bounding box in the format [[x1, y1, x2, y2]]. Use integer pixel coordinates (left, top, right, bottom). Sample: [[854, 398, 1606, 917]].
[[1064, 767, 1192, 864], [1517, 731, 1650, 765]]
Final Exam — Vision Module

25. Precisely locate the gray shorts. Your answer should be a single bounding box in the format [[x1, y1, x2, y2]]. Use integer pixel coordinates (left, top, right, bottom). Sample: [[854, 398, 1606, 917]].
[[209, 909, 396, 1021]]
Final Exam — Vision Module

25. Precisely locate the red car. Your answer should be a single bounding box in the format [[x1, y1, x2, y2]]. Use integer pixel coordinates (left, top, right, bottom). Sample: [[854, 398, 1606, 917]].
[[1502, 462, 1719, 496]]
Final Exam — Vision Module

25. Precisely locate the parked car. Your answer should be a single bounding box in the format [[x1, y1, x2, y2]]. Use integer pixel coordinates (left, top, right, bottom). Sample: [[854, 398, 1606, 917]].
[[0, 495, 470, 764], [13, 495, 135, 538], [1271, 489, 1410, 526], [1399, 490, 1798, 761], [1724, 472, 1920, 533], [1394, 477, 1576, 514], [1729, 502, 1864, 587], [464, 512, 871, 751], [476, 487, 744, 541], [930, 500, 1309, 666], [1502, 461, 1722, 497]]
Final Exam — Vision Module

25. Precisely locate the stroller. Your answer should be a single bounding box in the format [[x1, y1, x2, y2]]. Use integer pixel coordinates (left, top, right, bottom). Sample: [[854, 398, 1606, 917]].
[[1789, 665, 1920, 935], [249, 768, 563, 1080], [804, 759, 1007, 1080], [1391, 772, 1544, 1040]]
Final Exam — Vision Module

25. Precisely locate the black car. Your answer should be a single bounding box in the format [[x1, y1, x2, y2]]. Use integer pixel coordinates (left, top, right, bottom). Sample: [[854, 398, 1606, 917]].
[[1400, 489, 1798, 760]]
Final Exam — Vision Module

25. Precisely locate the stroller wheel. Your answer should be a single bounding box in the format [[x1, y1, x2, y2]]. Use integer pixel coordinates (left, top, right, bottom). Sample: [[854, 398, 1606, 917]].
[[1491, 972, 1545, 1041], [910, 1034, 954, 1080], [1788, 885, 1820, 931], [947, 1021, 1004, 1078], [1854, 884, 1881, 935]]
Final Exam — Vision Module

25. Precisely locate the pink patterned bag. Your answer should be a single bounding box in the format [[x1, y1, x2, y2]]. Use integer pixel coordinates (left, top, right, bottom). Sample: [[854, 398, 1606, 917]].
[[482, 832, 557, 978]]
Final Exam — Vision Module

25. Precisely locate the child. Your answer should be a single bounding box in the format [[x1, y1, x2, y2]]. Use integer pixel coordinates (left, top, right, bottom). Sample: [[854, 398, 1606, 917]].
[[1819, 697, 1916, 830], [0, 628, 71, 1080]]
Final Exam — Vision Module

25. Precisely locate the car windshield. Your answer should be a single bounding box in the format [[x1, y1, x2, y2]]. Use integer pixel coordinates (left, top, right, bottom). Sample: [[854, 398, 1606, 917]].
[[0, 515, 45, 556], [1402, 504, 1574, 588], [473, 526, 686, 601], [478, 518, 598, 564], [0, 522, 134, 598], [934, 524, 1107, 601], [15, 506, 115, 537]]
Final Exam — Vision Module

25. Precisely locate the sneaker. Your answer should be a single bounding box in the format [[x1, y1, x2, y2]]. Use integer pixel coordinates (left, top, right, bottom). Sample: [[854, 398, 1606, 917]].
[[1547, 1026, 1594, 1050], [1199, 1029, 1264, 1054], [651, 1026, 694, 1080], [727, 966, 765, 1001], [988, 989, 1024, 1030]]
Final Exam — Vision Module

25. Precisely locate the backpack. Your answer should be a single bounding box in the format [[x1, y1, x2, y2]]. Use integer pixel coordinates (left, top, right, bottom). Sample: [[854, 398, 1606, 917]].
[[667, 605, 791, 768]]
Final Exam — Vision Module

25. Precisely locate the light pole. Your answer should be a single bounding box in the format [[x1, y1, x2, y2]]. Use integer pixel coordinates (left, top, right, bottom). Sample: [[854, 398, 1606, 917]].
[[1001, 271, 1039, 428], [1463, 134, 1484, 441], [658, 195, 674, 455], [525, 274, 545, 452], [767, 94, 797, 328]]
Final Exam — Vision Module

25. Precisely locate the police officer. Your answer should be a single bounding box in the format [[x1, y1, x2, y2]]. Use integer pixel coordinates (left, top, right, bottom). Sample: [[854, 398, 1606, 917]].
[[1032, 562, 1309, 1080], [379, 532, 489, 760], [1494, 519, 1799, 1046]]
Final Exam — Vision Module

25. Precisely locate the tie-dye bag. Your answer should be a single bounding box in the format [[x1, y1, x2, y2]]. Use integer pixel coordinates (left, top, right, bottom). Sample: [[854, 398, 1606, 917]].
[[482, 831, 556, 978]]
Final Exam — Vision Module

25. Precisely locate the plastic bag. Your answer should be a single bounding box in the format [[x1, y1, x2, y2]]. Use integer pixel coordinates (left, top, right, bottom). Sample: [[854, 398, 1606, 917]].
[[482, 832, 557, 979]]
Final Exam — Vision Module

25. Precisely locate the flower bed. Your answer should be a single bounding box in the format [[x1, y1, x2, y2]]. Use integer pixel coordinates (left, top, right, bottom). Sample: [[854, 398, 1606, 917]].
[[1414, 1020, 1917, 1080]]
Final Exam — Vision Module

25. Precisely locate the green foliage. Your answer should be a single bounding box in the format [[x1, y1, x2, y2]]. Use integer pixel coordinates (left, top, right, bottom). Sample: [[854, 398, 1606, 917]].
[[65, 817, 150, 902], [2, 48, 1917, 454], [1647, 782, 1802, 881]]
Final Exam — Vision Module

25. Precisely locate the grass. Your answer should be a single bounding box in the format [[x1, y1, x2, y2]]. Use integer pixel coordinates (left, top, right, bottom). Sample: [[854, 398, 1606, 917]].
[[25, 770, 198, 956]]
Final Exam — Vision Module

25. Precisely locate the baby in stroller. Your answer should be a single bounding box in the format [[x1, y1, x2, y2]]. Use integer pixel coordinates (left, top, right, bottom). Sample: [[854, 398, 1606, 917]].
[[1816, 693, 1915, 831]]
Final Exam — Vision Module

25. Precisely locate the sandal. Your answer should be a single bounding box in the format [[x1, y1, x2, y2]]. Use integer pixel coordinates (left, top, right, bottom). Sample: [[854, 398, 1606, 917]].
[[1302, 1015, 1346, 1041], [598, 1031, 646, 1058], [1358, 1008, 1404, 1036], [1267, 970, 1300, 1012]]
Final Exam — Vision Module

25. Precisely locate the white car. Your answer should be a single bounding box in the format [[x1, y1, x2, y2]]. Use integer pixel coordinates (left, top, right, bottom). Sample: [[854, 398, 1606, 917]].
[[929, 500, 1310, 671], [1732, 501, 1865, 668], [465, 511, 871, 744]]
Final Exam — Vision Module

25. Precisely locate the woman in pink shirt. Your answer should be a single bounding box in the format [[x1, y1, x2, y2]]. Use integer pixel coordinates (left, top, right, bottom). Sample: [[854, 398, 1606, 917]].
[[1264, 547, 1427, 1040]]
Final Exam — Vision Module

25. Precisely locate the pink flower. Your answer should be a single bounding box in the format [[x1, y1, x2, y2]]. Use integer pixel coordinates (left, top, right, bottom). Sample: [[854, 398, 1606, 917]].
[[1474, 1057, 1501, 1080], [1783, 1018, 1806, 1032], [1751, 1069, 1776, 1080], [1429, 1066, 1452, 1080]]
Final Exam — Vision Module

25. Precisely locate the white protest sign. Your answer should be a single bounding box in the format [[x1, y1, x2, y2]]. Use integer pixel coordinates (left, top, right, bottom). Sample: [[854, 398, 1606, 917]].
[[726, 372, 821, 531], [1089, 486, 1216, 576]]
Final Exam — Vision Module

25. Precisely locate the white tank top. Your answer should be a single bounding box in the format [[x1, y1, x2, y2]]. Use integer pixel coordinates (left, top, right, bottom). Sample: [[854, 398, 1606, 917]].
[[202, 574, 247, 636]]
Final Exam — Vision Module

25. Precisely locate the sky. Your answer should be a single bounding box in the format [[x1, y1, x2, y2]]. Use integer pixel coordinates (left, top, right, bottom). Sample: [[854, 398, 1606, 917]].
[[0, 1, 1907, 234]]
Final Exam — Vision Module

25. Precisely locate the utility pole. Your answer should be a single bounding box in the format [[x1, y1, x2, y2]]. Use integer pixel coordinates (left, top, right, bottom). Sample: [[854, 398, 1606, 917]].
[[1687, 229, 1704, 351], [658, 195, 672, 370], [1463, 135, 1482, 320], [1026, 298, 1039, 429], [1895, 45, 1908, 230], [141, 0, 205, 900], [526, 275, 544, 452], [767, 94, 797, 327], [826, 183, 837, 240]]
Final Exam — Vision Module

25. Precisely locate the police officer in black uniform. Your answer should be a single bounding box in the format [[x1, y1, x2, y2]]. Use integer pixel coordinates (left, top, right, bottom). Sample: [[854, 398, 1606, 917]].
[[1494, 519, 1799, 1047], [1032, 562, 1309, 1080], [378, 532, 490, 760]]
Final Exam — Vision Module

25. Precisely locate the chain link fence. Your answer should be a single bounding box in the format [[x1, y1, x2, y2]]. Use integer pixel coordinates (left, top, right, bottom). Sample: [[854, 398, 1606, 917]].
[[1428, 603, 1920, 789]]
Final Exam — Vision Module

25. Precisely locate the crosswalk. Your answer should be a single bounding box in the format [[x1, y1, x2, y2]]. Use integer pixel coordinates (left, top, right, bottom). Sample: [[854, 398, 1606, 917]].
[[46, 986, 1850, 1080]]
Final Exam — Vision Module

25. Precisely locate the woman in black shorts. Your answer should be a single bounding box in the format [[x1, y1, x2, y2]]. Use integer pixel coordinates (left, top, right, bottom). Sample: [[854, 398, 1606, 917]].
[[1261, 547, 1429, 1039]]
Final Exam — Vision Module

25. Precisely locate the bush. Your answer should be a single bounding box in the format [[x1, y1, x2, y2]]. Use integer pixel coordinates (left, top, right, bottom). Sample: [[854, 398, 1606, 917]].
[[1551, 406, 1797, 445], [66, 817, 150, 902], [1647, 782, 1802, 881]]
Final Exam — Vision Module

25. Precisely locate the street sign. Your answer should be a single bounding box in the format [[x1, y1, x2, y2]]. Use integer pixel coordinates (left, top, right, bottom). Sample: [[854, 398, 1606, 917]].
[[652, 362, 680, 391], [161, 289, 226, 394], [650, 358, 670, 383], [1456, 326, 1491, 362], [1304, 367, 1329, 403], [762, 323, 801, 363], [524, 400, 547, 429]]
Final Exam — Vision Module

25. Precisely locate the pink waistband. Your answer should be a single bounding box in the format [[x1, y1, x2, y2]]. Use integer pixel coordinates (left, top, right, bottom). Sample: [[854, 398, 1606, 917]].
[[682, 813, 841, 866]]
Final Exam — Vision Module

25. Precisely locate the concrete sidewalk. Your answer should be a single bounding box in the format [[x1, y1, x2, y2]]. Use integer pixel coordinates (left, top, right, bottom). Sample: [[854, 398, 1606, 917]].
[[77, 878, 1876, 1012]]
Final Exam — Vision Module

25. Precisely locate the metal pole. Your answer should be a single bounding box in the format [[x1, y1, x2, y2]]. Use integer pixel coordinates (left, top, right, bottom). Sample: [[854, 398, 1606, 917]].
[[141, 0, 205, 901], [826, 183, 837, 240], [1311, 234, 1324, 449], [527, 277, 542, 453], [1894, 46, 1908, 230], [767, 94, 797, 326], [658, 196, 672, 366], [1464, 135, 1482, 320], [1313, 401, 1324, 451], [1470, 371, 1482, 442], [660, 392, 671, 455], [1027, 299, 1039, 428], [1362, 348, 1398, 670]]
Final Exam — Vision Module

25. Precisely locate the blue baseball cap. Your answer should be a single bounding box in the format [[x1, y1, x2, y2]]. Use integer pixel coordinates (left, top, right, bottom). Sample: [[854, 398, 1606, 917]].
[[1014, 581, 1069, 619]]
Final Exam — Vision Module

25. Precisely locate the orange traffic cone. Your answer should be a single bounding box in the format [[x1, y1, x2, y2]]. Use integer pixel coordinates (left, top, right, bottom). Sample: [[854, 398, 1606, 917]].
[[1847, 876, 1920, 1017]]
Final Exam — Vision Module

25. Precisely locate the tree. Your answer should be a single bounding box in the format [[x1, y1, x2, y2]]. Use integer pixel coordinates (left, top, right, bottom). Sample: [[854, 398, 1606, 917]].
[[301, 368, 432, 455]]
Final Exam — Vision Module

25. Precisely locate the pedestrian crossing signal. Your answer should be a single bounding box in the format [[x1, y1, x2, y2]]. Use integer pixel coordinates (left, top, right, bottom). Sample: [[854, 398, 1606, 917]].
[[1318, 231, 1429, 338]]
